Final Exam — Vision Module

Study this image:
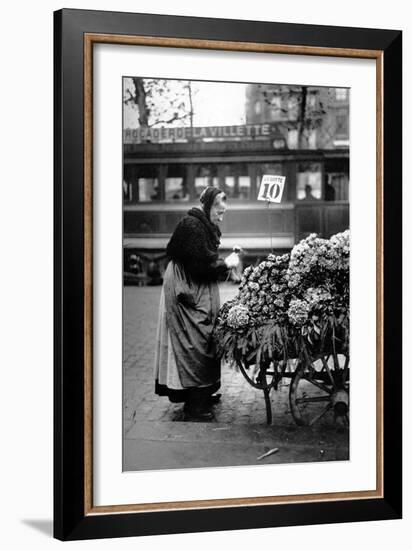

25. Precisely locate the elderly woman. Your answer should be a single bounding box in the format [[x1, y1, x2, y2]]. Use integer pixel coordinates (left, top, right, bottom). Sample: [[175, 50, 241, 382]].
[[154, 186, 237, 420]]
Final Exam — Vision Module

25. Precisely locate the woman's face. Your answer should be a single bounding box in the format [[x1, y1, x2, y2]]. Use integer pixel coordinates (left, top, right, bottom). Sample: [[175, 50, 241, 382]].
[[209, 195, 227, 225]]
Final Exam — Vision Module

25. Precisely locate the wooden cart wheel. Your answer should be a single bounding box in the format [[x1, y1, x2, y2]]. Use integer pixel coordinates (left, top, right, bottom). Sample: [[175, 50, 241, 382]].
[[236, 359, 280, 425], [289, 353, 349, 427]]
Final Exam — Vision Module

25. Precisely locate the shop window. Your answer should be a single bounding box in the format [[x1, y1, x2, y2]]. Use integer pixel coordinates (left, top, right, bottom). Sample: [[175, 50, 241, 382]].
[[308, 129, 317, 149], [335, 88, 348, 101], [287, 96, 299, 120], [335, 113, 349, 139], [287, 129, 299, 149], [254, 100, 262, 115], [307, 93, 316, 108], [297, 162, 322, 200], [270, 96, 282, 121]]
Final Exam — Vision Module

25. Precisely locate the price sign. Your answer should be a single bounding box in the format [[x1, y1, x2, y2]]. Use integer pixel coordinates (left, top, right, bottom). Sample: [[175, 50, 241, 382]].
[[257, 175, 286, 203]]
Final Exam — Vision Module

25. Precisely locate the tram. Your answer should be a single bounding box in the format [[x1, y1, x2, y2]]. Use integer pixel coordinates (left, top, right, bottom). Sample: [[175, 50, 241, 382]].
[[123, 123, 349, 282]]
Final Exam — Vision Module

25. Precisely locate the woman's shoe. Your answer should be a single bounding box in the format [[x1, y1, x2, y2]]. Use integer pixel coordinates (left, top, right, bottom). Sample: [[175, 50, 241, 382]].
[[183, 402, 214, 421], [208, 393, 221, 405], [184, 409, 214, 421]]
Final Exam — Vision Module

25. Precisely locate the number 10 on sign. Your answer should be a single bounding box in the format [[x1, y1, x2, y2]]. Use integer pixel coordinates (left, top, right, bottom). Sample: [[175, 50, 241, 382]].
[[258, 175, 286, 203]]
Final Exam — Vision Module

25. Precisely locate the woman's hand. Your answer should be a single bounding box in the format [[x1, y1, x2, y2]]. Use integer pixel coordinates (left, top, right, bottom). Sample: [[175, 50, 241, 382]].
[[224, 252, 240, 269]]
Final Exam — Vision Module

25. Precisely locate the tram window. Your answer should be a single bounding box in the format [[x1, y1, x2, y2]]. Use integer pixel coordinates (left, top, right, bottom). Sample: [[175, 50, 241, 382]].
[[296, 162, 322, 200], [138, 178, 159, 202], [123, 180, 131, 201], [195, 177, 219, 197], [165, 164, 189, 201], [223, 177, 251, 200], [327, 173, 349, 201], [194, 165, 219, 197], [238, 176, 251, 199], [220, 163, 252, 199], [220, 164, 236, 198], [259, 163, 283, 176], [224, 176, 236, 198], [165, 178, 189, 201]]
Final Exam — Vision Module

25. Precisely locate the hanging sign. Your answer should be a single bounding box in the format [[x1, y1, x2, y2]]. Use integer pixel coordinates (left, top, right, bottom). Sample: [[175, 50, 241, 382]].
[[257, 175, 286, 203]]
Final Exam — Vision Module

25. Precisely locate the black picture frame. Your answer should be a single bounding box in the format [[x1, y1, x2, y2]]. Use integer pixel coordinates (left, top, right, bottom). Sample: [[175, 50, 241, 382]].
[[54, 8, 402, 541]]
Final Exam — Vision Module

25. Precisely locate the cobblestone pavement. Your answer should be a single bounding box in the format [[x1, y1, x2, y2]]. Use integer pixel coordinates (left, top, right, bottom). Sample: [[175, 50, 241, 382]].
[[123, 282, 349, 469], [123, 283, 343, 430], [123, 283, 291, 429]]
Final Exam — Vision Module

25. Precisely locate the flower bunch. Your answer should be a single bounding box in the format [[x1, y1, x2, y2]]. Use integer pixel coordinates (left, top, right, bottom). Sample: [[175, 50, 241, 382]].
[[303, 286, 333, 312], [226, 304, 250, 329], [214, 230, 350, 365], [287, 299, 311, 327], [237, 253, 290, 324], [286, 231, 349, 316]]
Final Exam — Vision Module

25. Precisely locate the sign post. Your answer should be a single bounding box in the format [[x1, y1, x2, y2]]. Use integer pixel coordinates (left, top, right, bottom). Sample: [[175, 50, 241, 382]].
[[257, 175, 286, 252]]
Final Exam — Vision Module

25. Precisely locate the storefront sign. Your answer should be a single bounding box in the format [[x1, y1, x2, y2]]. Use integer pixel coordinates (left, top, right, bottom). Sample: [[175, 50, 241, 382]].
[[124, 124, 272, 143], [258, 175, 286, 203]]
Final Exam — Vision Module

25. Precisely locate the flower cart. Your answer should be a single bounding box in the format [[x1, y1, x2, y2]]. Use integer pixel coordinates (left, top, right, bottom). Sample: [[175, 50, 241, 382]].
[[214, 231, 350, 427]]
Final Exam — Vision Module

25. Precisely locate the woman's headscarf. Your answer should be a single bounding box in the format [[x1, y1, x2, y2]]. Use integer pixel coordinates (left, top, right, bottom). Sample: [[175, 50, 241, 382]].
[[199, 186, 225, 220]]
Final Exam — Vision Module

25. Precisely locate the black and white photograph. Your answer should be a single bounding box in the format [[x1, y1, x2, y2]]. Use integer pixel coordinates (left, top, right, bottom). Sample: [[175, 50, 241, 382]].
[[122, 76, 350, 471], [0, 0, 406, 544]]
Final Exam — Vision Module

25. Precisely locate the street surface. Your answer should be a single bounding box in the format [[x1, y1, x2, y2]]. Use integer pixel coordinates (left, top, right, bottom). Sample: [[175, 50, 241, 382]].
[[123, 283, 349, 471]]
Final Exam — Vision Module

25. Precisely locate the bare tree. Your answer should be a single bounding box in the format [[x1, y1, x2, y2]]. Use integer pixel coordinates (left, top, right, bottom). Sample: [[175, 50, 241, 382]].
[[123, 78, 196, 129], [258, 84, 331, 148]]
